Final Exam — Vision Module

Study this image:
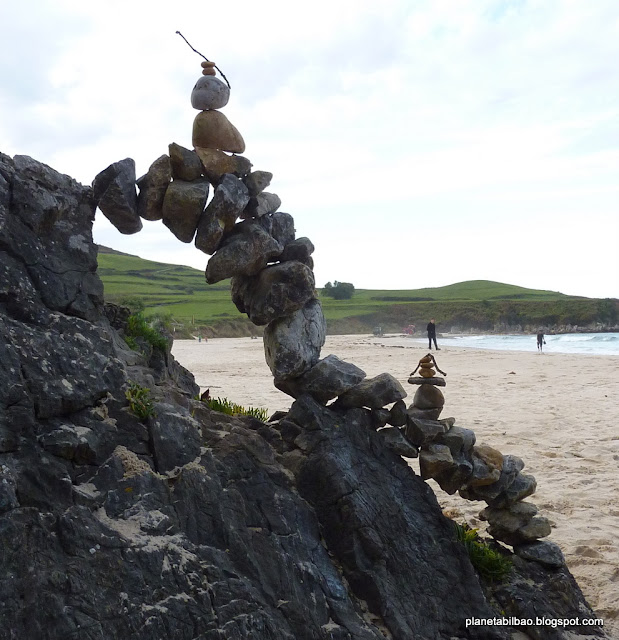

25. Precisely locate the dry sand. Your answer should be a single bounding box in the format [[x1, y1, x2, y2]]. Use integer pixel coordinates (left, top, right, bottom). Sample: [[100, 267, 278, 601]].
[[172, 334, 619, 635]]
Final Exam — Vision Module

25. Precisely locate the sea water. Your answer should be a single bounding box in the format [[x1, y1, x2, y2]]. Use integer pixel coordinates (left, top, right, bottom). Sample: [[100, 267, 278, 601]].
[[428, 332, 619, 356]]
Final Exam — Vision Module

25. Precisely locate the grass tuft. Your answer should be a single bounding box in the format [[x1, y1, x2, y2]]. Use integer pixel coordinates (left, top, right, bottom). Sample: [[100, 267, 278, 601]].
[[454, 522, 512, 582], [125, 382, 156, 422], [125, 312, 168, 352], [203, 395, 269, 422]]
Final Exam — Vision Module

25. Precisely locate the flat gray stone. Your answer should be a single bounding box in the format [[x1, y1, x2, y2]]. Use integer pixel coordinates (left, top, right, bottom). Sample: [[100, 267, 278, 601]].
[[514, 540, 565, 568], [276, 354, 365, 403], [258, 211, 295, 246], [488, 516, 551, 546], [408, 377, 446, 387], [337, 373, 407, 410], [480, 501, 538, 532]]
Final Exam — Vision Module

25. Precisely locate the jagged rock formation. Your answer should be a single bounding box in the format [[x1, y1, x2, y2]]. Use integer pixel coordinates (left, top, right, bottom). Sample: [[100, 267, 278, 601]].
[[0, 152, 607, 639]]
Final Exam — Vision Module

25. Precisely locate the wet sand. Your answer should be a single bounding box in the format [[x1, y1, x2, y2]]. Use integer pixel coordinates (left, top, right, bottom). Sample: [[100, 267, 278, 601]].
[[172, 334, 619, 634]]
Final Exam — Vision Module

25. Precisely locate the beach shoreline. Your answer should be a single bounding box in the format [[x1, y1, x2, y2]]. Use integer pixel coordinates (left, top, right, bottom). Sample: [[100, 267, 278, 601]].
[[172, 335, 619, 633]]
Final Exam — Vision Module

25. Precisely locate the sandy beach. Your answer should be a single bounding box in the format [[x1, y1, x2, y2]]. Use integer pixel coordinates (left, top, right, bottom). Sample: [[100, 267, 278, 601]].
[[172, 335, 619, 635]]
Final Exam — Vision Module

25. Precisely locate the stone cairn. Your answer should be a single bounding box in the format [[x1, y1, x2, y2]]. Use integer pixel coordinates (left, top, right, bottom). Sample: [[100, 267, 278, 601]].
[[91, 61, 560, 565]]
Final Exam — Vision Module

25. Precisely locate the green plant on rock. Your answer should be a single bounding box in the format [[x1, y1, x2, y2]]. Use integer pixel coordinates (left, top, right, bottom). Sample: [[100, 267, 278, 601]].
[[203, 395, 269, 422], [454, 522, 512, 582], [125, 382, 156, 422], [125, 312, 168, 352]]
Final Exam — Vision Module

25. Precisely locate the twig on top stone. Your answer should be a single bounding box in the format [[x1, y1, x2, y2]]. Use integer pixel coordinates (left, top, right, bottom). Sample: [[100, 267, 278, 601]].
[[176, 31, 231, 89]]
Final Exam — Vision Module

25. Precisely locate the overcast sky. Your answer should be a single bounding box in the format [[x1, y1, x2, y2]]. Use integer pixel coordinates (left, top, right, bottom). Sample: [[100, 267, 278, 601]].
[[1, 0, 618, 298]]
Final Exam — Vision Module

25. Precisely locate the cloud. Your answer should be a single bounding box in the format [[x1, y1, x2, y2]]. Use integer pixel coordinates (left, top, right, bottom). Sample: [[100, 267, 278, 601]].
[[1, 0, 618, 298]]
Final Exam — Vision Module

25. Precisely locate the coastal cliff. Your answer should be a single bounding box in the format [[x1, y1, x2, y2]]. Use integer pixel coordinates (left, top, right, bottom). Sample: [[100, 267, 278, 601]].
[[0, 153, 605, 639]]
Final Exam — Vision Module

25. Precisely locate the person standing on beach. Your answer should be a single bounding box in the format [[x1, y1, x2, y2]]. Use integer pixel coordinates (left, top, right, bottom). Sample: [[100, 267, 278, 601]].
[[537, 330, 546, 352], [427, 318, 440, 350]]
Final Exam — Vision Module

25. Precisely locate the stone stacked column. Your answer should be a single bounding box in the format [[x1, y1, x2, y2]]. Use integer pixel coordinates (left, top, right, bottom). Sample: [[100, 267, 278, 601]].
[[91, 63, 560, 567]]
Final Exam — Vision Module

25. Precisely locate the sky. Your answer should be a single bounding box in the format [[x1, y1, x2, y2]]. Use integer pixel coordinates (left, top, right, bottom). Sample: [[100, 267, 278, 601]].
[[1, 0, 618, 298]]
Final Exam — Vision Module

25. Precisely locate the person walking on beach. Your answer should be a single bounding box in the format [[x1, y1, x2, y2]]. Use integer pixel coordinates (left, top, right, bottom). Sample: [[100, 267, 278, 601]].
[[537, 330, 546, 353], [427, 318, 440, 350]]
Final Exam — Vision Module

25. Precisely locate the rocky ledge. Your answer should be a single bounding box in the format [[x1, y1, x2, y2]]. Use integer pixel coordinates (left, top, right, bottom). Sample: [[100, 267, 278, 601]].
[[0, 153, 607, 639]]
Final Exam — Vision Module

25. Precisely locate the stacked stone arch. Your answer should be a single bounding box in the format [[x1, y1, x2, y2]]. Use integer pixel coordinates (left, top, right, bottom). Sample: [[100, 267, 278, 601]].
[[92, 64, 558, 565]]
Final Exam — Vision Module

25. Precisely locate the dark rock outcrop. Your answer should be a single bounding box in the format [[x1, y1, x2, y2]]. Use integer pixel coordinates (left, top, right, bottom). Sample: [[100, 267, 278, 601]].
[[0, 153, 604, 640]]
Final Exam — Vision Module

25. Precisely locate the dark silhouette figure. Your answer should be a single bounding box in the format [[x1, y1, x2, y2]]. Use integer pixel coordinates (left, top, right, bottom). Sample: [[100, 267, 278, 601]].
[[427, 319, 440, 350], [537, 331, 546, 353]]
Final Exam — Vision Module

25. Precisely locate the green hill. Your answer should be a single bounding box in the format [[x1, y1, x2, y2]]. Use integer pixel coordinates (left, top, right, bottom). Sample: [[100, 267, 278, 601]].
[[96, 247, 618, 336]]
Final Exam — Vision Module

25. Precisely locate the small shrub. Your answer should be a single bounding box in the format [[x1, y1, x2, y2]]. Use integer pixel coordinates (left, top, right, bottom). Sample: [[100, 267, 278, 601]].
[[454, 522, 512, 582], [125, 313, 168, 352], [204, 396, 269, 422], [125, 382, 156, 422]]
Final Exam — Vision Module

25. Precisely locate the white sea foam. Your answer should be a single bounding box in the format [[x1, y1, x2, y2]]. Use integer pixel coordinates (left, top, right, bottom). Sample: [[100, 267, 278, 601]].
[[434, 332, 619, 355]]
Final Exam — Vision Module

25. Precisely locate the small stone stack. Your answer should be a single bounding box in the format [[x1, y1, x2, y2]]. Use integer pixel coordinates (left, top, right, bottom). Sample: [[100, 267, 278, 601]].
[[391, 355, 559, 564], [407, 354, 446, 421]]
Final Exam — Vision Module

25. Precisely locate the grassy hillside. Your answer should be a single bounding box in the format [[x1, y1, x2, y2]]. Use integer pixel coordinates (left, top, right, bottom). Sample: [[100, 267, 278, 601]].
[[96, 247, 617, 335]]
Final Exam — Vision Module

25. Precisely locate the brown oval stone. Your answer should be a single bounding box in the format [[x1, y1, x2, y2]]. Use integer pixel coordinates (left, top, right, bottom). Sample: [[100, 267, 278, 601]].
[[201, 61, 216, 68], [413, 384, 445, 409], [202, 68, 217, 76], [192, 110, 246, 153], [420, 355, 433, 364], [419, 368, 436, 378]]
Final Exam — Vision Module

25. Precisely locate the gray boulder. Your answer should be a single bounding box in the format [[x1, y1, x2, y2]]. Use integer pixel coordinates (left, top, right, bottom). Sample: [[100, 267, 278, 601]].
[[92, 158, 141, 234], [195, 174, 249, 254], [136, 154, 171, 221], [263, 299, 326, 382], [162, 178, 209, 243], [337, 373, 407, 409], [231, 261, 316, 325], [205, 219, 283, 284]]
